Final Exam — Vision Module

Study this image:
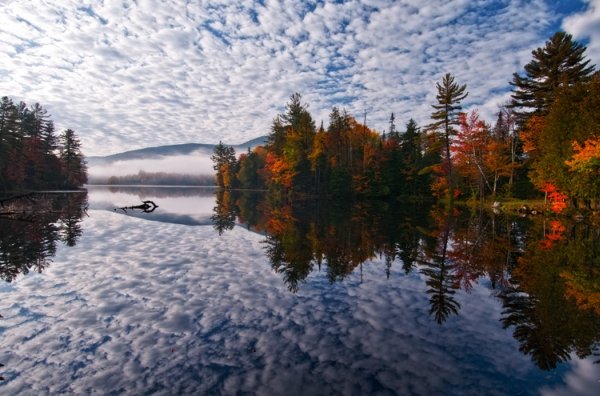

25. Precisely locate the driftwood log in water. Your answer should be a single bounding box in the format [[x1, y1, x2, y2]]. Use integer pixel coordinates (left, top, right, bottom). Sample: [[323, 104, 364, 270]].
[[115, 200, 159, 213]]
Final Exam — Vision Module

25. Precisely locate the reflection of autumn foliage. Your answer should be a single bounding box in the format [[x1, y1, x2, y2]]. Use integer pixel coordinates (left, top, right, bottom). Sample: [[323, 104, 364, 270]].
[[215, 191, 600, 369], [501, 219, 600, 370], [211, 190, 237, 235], [265, 205, 295, 235], [448, 212, 514, 292], [561, 271, 600, 316], [222, 192, 437, 292], [539, 220, 566, 250]]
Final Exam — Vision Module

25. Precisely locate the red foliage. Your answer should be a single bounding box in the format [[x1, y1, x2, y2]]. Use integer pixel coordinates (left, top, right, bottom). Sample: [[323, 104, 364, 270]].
[[540, 182, 569, 214]]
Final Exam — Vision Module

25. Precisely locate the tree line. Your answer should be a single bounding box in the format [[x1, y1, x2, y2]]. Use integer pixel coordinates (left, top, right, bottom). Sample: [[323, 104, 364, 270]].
[[212, 32, 599, 209], [0, 97, 87, 191], [92, 170, 216, 186]]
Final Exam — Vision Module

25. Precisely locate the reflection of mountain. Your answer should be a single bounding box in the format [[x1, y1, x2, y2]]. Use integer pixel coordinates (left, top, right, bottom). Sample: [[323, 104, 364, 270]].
[[87, 185, 217, 226], [0, 192, 88, 282]]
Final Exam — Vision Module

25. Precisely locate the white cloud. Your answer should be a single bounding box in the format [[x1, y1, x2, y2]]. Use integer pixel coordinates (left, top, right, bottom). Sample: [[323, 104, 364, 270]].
[[0, 0, 584, 155], [563, 0, 600, 66]]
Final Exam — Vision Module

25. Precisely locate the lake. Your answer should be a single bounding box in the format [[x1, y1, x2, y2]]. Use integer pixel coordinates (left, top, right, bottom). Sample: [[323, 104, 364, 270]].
[[0, 186, 599, 395]]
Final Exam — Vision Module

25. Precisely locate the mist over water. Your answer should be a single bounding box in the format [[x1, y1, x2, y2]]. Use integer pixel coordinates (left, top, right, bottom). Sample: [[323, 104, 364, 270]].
[[88, 153, 215, 180]]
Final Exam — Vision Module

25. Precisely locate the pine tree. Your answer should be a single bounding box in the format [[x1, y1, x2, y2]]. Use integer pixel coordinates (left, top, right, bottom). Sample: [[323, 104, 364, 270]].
[[428, 73, 468, 200], [510, 31, 595, 122]]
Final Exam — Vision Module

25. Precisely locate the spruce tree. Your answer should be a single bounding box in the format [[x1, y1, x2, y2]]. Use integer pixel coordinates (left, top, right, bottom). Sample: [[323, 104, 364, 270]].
[[510, 31, 595, 122], [59, 128, 87, 188]]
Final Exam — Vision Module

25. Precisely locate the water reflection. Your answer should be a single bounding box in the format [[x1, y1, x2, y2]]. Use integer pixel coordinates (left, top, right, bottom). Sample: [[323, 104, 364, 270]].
[[213, 191, 600, 370], [0, 192, 88, 282]]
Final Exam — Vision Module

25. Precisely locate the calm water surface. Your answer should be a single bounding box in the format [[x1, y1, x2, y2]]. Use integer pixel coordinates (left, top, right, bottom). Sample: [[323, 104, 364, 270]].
[[0, 186, 599, 395]]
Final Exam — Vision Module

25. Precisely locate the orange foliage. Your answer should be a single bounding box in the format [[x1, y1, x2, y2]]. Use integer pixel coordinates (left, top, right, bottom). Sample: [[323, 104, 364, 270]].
[[521, 115, 545, 154], [265, 152, 297, 188], [430, 163, 449, 198], [565, 136, 600, 173], [561, 271, 600, 316]]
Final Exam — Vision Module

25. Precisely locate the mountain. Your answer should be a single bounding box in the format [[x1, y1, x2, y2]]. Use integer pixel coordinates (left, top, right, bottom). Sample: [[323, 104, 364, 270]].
[[86, 136, 268, 185], [87, 136, 267, 166]]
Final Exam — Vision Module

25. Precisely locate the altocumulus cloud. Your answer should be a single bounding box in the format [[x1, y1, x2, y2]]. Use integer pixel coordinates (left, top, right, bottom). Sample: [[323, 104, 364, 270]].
[[0, 0, 594, 155]]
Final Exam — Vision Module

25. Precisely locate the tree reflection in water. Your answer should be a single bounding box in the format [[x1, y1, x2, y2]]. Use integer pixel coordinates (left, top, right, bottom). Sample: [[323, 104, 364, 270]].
[[0, 192, 88, 282], [212, 191, 600, 370]]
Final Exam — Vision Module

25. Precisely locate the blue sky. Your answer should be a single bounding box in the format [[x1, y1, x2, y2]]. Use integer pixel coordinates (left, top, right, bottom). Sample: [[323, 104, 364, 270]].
[[1, 0, 599, 156]]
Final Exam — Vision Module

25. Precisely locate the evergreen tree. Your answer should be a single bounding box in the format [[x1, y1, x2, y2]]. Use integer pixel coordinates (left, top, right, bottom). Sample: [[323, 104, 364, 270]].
[[400, 119, 425, 195], [510, 32, 595, 122], [59, 128, 87, 188], [388, 112, 399, 142], [428, 73, 468, 200]]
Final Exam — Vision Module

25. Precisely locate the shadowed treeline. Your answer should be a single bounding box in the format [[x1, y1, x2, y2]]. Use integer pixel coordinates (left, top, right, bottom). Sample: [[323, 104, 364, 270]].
[[0, 192, 88, 282], [212, 191, 600, 370]]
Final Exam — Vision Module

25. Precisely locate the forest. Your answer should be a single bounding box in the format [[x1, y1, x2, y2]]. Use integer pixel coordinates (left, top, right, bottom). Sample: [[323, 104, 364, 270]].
[[212, 32, 600, 211], [0, 96, 87, 191], [92, 170, 216, 186]]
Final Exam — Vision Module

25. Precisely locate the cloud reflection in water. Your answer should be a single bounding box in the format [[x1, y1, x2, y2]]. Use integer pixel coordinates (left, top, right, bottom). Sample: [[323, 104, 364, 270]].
[[0, 208, 598, 395]]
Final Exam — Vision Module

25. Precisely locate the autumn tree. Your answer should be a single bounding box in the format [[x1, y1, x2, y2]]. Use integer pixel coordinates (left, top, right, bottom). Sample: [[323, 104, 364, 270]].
[[263, 93, 316, 194], [211, 141, 237, 188], [565, 136, 600, 208], [428, 73, 468, 201], [528, 74, 600, 204], [453, 111, 511, 200]]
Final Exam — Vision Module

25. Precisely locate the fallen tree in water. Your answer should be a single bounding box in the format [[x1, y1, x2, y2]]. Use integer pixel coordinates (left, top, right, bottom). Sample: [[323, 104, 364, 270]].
[[115, 200, 159, 213]]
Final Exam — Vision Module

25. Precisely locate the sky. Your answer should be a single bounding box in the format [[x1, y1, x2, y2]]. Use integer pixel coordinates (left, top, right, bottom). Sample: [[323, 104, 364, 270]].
[[1, 0, 599, 157]]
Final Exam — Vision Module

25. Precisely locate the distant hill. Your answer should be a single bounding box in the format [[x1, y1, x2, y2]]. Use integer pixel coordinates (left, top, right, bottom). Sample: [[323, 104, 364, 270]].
[[87, 136, 267, 166]]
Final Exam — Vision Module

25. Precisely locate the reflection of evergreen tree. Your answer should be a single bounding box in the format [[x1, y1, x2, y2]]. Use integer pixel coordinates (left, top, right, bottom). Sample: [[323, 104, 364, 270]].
[[499, 285, 572, 370], [499, 220, 600, 370], [420, 218, 461, 325], [263, 234, 313, 293], [0, 192, 87, 282], [57, 192, 88, 246], [210, 191, 600, 369], [211, 190, 237, 235]]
